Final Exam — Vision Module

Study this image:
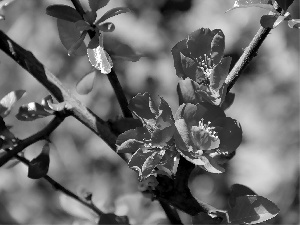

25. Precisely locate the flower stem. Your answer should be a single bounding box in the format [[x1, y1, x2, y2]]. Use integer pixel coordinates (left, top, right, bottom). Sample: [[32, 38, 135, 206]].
[[70, 0, 132, 118]]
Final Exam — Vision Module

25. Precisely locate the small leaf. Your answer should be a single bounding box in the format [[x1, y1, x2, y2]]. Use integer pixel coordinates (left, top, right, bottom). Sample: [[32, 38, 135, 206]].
[[109, 117, 143, 135], [105, 37, 141, 62], [180, 53, 200, 81], [28, 142, 50, 179], [229, 184, 257, 208], [68, 30, 88, 56], [57, 19, 87, 56], [83, 10, 97, 24], [16, 102, 53, 121], [75, 20, 91, 31], [151, 125, 175, 146], [87, 46, 113, 74], [76, 70, 97, 95], [227, 195, 280, 224], [97, 22, 115, 32], [98, 213, 130, 225], [288, 19, 300, 29], [46, 4, 82, 22], [88, 0, 110, 13], [226, 0, 274, 12], [116, 127, 150, 146], [0, 90, 26, 117], [95, 7, 131, 25]]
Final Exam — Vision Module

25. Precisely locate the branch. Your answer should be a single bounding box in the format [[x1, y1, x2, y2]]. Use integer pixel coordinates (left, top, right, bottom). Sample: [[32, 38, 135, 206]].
[[70, 0, 133, 118], [225, 27, 272, 91], [0, 116, 64, 167], [0, 30, 130, 163], [159, 200, 183, 225], [3, 149, 104, 217]]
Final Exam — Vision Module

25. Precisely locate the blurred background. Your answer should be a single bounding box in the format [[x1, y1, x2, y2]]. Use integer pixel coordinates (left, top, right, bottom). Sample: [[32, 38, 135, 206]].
[[0, 0, 299, 224]]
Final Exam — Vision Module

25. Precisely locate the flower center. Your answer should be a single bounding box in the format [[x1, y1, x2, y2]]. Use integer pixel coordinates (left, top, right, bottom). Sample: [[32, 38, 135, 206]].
[[191, 119, 219, 151], [196, 53, 214, 79]]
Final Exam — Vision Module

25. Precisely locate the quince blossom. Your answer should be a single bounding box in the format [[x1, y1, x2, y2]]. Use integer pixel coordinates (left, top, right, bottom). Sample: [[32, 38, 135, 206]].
[[172, 28, 232, 106], [174, 102, 242, 173]]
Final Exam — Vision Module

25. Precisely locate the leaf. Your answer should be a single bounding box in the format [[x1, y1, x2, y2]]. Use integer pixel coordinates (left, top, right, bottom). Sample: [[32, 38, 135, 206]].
[[88, 0, 110, 13], [46, 4, 82, 22], [117, 139, 144, 153], [260, 14, 286, 28], [28, 142, 50, 179], [98, 213, 130, 225], [288, 19, 300, 29], [105, 38, 141, 62], [57, 19, 87, 56], [95, 7, 131, 25], [75, 20, 91, 31], [116, 127, 150, 146], [68, 30, 88, 56], [226, 0, 274, 12], [129, 148, 163, 180], [229, 184, 257, 208], [87, 45, 113, 74], [151, 125, 175, 146], [83, 11, 97, 24], [128, 93, 158, 120], [227, 195, 280, 224], [97, 22, 115, 32], [16, 102, 53, 121], [76, 70, 97, 95], [0, 90, 26, 117]]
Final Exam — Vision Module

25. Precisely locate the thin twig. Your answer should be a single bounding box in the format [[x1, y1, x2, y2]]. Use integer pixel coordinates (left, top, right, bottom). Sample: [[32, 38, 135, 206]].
[[70, 0, 133, 118], [159, 200, 183, 225], [3, 149, 104, 217], [0, 116, 64, 167], [0, 30, 130, 163], [225, 27, 272, 91]]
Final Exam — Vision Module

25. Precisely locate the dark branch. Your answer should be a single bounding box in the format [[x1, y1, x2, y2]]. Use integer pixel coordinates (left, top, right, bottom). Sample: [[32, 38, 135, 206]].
[[3, 149, 104, 217], [0, 30, 130, 163], [0, 116, 64, 167], [70, 0, 132, 118]]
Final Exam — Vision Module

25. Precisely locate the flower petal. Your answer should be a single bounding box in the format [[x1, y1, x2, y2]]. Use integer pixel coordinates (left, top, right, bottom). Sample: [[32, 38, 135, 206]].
[[210, 29, 225, 65], [171, 39, 190, 78]]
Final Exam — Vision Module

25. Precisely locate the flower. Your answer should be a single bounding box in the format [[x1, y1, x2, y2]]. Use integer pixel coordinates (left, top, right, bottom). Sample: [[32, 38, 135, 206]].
[[116, 93, 179, 180], [172, 28, 232, 106], [174, 102, 242, 173]]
